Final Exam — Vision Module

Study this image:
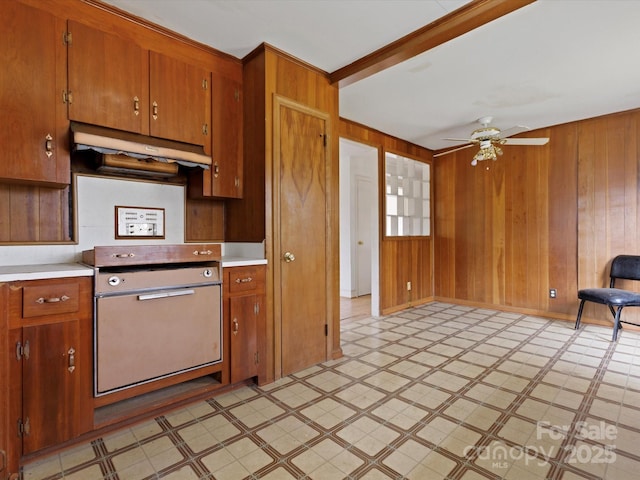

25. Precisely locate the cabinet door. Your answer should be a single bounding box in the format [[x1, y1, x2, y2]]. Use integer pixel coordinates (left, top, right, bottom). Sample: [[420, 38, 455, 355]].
[[149, 52, 211, 149], [67, 20, 149, 134], [0, 286, 9, 480], [229, 295, 258, 384], [211, 74, 243, 198], [0, 2, 68, 186], [22, 321, 80, 455]]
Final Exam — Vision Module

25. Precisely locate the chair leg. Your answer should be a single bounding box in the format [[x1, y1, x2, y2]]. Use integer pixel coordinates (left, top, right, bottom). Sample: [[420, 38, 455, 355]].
[[575, 299, 586, 330], [612, 307, 623, 341]]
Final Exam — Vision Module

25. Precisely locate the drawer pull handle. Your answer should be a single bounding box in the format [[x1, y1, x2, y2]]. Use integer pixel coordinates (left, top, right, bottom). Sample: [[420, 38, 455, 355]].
[[193, 250, 213, 256], [68, 347, 75, 373], [113, 253, 135, 258], [36, 295, 70, 304], [232, 318, 239, 335], [235, 277, 253, 284], [152, 101, 158, 120], [133, 96, 140, 115]]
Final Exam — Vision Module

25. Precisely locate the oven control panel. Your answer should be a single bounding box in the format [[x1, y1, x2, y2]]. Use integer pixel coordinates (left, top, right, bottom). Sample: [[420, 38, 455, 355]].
[[94, 264, 221, 296]]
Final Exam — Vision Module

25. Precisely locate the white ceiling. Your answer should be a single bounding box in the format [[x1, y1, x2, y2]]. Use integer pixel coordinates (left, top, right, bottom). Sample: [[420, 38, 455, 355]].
[[102, 0, 640, 152]]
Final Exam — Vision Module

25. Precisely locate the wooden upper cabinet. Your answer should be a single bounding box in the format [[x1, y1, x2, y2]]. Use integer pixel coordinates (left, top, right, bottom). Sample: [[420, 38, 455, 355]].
[[67, 22, 210, 149], [149, 52, 211, 150], [0, 2, 68, 186], [211, 73, 243, 198], [189, 72, 243, 198], [67, 20, 149, 135]]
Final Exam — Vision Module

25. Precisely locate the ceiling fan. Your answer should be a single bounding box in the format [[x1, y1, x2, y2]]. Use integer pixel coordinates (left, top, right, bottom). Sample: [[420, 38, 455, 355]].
[[434, 116, 549, 166]]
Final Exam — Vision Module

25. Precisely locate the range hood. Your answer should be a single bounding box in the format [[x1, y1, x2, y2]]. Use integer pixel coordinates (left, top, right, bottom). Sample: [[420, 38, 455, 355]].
[[71, 122, 211, 170]]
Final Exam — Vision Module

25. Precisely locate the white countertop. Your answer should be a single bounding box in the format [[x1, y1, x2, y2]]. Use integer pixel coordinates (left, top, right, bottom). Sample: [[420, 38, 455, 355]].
[[221, 257, 268, 267], [0, 257, 267, 282], [0, 263, 94, 282]]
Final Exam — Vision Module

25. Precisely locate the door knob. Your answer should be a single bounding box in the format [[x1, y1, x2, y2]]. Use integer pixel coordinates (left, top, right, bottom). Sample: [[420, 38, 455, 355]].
[[283, 251, 296, 262]]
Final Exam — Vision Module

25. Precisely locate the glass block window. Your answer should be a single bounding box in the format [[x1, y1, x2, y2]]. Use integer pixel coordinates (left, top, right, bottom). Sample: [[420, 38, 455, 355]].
[[385, 152, 430, 237]]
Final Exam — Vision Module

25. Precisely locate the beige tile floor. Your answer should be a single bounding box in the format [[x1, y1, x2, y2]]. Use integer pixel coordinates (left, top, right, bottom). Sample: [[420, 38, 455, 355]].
[[22, 302, 640, 479]]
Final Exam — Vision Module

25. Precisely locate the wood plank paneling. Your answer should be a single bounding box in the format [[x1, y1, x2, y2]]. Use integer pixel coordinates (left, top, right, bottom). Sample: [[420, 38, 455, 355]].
[[184, 198, 224, 242], [435, 109, 640, 326], [548, 123, 578, 314], [577, 111, 640, 325], [0, 184, 71, 243]]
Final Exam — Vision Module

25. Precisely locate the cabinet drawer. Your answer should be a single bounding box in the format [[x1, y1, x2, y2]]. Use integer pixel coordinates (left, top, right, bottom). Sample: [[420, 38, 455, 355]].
[[224, 265, 266, 295], [22, 282, 80, 318], [228, 267, 259, 293]]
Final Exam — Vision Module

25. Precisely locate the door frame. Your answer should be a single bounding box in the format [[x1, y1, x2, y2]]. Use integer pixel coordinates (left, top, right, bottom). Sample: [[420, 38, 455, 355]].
[[271, 94, 334, 379], [339, 137, 381, 317]]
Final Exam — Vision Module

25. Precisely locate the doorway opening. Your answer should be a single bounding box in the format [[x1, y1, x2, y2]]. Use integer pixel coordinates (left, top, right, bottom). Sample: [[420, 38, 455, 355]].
[[339, 138, 379, 320]]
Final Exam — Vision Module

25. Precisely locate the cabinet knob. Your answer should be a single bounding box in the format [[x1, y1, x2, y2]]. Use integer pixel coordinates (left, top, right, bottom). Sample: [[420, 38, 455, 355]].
[[232, 318, 239, 336], [283, 252, 295, 263], [213, 162, 219, 178]]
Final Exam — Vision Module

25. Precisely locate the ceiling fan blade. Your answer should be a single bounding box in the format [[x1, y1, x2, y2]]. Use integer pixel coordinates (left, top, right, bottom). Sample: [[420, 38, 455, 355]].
[[498, 125, 530, 138], [433, 143, 474, 157], [502, 137, 549, 146], [443, 137, 475, 142]]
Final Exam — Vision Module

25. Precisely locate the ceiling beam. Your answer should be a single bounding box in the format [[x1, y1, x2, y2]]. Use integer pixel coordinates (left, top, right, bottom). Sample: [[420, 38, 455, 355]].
[[329, 0, 536, 88]]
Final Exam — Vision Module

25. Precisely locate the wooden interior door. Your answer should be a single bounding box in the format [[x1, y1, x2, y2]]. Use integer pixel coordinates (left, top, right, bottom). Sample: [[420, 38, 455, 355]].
[[275, 98, 329, 377], [356, 176, 373, 296]]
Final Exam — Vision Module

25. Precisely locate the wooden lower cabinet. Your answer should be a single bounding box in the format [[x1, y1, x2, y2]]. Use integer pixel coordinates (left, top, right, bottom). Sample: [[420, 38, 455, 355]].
[[224, 265, 265, 384], [0, 285, 9, 480], [4, 277, 92, 477]]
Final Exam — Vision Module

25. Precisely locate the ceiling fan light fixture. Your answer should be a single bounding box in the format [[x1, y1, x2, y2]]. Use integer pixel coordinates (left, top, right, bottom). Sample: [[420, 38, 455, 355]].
[[472, 141, 501, 165]]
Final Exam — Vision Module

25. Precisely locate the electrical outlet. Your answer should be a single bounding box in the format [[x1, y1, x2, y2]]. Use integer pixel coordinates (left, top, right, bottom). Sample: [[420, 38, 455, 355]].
[[407, 281, 412, 291], [549, 288, 557, 298]]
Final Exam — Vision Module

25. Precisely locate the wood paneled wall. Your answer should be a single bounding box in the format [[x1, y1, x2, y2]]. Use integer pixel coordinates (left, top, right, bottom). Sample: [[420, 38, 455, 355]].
[[339, 118, 434, 314], [0, 185, 71, 243], [435, 108, 640, 325], [576, 110, 640, 324]]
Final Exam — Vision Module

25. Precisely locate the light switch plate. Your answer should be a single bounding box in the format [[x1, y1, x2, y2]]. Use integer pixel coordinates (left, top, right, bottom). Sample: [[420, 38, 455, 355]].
[[115, 206, 165, 239]]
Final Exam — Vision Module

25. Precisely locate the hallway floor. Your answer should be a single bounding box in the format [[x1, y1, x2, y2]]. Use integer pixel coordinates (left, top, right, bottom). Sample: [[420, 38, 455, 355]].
[[23, 302, 640, 479]]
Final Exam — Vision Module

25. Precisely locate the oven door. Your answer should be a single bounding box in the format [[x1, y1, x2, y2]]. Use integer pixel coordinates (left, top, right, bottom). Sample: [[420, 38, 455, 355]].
[[95, 284, 221, 395]]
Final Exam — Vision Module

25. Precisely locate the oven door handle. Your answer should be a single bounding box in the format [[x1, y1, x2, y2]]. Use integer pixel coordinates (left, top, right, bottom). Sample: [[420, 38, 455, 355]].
[[137, 289, 196, 301]]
